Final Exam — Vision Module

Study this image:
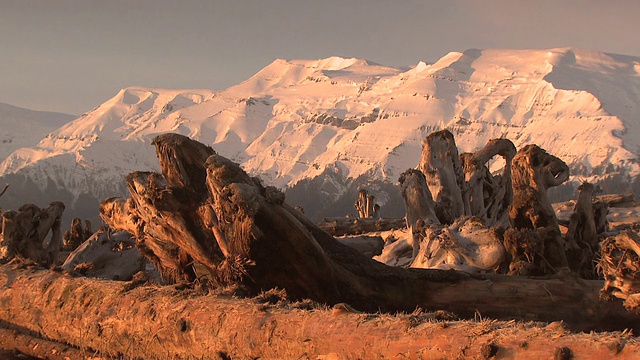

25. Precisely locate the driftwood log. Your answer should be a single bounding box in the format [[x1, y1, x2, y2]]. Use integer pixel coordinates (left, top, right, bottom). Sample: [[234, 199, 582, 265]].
[[335, 235, 385, 258], [399, 169, 440, 259], [399, 168, 507, 272], [504, 144, 574, 276], [419, 130, 466, 224], [0, 201, 65, 268], [565, 182, 603, 278], [61, 227, 145, 281], [413, 132, 616, 279], [1, 265, 639, 359], [599, 230, 640, 313], [316, 217, 406, 237], [401, 136, 518, 272], [354, 188, 379, 218], [461, 138, 516, 227], [62, 217, 93, 251]]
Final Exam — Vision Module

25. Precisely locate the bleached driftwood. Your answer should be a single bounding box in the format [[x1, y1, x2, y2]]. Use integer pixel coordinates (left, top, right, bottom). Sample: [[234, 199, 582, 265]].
[[61, 227, 145, 281], [94, 133, 635, 330], [399, 169, 439, 259], [354, 188, 378, 218], [461, 138, 516, 227], [0, 132, 639, 360], [399, 168, 506, 272], [418, 130, 465, 224]]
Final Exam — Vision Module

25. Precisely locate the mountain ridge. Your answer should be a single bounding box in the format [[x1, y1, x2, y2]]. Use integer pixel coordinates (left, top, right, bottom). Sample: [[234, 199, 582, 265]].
[[1, 47, 639, 222], [0, 102, 75, 163]]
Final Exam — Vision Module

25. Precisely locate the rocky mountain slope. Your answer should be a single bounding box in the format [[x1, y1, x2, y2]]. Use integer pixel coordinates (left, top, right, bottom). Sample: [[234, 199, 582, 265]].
[[1, 48, 639, 221]]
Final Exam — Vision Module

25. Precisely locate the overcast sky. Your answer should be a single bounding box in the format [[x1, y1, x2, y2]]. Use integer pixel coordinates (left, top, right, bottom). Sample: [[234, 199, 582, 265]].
[[2, 0, 639, 115]]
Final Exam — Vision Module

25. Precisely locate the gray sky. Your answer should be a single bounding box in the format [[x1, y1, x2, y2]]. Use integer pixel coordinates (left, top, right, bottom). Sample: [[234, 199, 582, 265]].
[[1, 0, 639, 115]]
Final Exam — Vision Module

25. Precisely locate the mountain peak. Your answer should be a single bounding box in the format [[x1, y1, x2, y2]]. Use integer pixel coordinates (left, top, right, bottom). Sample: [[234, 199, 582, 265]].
[[290, 56, 372, 70]]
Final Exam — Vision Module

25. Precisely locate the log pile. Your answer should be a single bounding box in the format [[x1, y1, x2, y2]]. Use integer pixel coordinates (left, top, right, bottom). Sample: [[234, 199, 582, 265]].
[[1, 130, 640, 358], [92, 133, 637, 328]]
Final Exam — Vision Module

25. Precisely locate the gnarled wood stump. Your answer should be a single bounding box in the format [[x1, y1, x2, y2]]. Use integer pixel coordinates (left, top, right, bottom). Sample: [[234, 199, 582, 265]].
[[0, 201, 65, 268], [505, 145, 572, 275], [461, 138, 516, 227], [418, 130, 465, 224]]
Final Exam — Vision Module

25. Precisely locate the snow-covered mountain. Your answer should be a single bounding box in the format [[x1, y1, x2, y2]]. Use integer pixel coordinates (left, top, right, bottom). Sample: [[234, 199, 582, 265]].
[[0, 103, 75, 161], [2, 48, 640, 222]]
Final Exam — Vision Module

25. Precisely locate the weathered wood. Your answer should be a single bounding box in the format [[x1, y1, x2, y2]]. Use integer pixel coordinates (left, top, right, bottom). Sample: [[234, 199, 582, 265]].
[[597, 193, 636, 208], [335, 235, 384, 258], [0, 202, 65, 268], [61, 228, 145, 281], [599, 230, 640, 313], [3, 132, 640, 357], [399, 169, 439, 228], [62, 217, 85, 251], [99, 133, 224, 282], [398, 169, 439, 258], [566, 182, 602, 278], [566, 183, 599, 250], [100, 135, 640, 329], [506, 144, 572, 275], [0, 211, 17, 261], [0, 264, 638, 360], [462, 138, 516, 227], [410, 217, 507, 273], [418, 129, 465, 224], [399, 168, 507, 272], [316, 217, 406, 237], [0, 327, 91, 360], [354, 188, 378, 218]]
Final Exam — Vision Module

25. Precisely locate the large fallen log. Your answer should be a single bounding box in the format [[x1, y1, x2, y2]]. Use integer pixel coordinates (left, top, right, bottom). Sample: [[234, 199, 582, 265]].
[[335, 235, 385, 258], [1, 264, 639, 359], [317, 217, 406, 236]]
